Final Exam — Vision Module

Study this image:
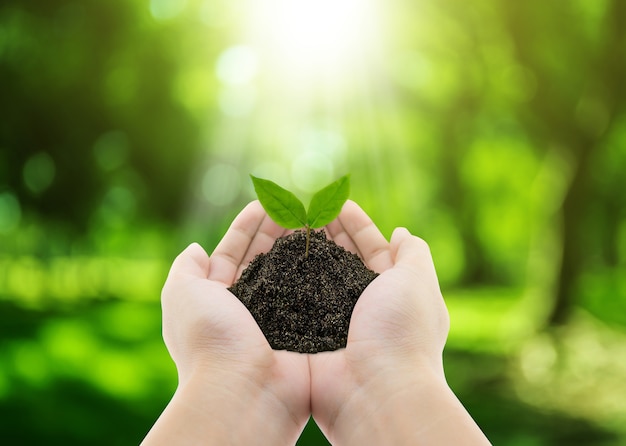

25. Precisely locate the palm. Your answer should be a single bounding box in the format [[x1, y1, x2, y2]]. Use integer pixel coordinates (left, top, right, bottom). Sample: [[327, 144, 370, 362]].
[[204, 200, 397, 430], [208, 285, 309, 416], [207, 201, 310, 420], [163, 201, 310, 428], [166, 199, 402, 437], [308, 201, 400, 434]]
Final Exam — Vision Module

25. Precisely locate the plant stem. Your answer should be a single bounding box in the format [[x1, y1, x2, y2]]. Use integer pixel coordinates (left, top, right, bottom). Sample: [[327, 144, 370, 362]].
[[305, 225, 311, 258]]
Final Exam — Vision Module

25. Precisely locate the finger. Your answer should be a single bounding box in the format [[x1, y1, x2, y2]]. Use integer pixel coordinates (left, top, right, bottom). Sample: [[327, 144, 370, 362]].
[[391, 228, 447, 337], [236, 211, 288, 279], [390, 227, 439, 280], [209, 201, 289, 284], [325, 200, 370, 254], [243, 201, 288, 254], [332, 200, 393, 273], [166, 242, 210, 281], [208, 201, 267, 285], [325, 217, 358, 254]]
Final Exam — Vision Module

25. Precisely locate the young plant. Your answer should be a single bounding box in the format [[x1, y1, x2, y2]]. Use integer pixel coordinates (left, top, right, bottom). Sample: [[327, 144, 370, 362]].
[[250, 174, 350, 257]]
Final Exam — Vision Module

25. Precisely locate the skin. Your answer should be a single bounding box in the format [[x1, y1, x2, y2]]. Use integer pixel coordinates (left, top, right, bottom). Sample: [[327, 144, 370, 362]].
[[142, 202, 309, 445], [142, 200, 491, 445], [314, 201, 491, 444]]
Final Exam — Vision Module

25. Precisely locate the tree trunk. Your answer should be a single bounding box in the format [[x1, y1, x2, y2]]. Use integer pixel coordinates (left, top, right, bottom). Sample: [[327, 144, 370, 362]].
[[549, 144, 593, 324]]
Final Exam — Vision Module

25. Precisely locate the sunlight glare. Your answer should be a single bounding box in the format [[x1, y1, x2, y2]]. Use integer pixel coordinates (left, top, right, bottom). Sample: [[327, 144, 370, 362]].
[[250, 0, 379, 79]]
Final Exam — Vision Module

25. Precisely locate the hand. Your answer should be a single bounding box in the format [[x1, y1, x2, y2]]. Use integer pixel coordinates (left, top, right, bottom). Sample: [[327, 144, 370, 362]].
[[143, 201, 310, 445], [144, 200, 489, 445], [310, 201, 490, 445]]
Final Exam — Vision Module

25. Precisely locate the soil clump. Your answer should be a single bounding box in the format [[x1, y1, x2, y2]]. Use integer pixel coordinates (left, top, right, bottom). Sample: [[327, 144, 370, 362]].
[[228, 230, 378, 353]]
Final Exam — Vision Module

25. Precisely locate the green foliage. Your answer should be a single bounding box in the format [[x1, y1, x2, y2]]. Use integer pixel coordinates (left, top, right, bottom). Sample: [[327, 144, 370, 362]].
[[249, 175, 308, 229], [251, 174, 350, 230], [251, 174, 350, 256], [307, 175, 351, 228]]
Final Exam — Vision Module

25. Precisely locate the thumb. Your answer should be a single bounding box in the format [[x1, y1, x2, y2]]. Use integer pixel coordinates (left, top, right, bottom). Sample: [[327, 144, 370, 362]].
[[167, 243, 210, 281], [390, 227, 439, 280]]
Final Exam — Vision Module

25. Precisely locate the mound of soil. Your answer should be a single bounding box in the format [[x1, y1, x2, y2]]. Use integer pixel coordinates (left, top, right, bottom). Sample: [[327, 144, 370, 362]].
[[228, 229, 378, 353]]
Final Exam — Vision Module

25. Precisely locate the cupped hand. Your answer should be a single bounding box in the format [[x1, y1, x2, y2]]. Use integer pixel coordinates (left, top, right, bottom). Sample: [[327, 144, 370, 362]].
[[160, 201, 311, 438], [149, 200, 489, 446], [310, 200, 451, 441]]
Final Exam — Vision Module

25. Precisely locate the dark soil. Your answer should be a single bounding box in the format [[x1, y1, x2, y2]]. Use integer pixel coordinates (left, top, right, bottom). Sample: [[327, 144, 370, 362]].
[[228, 229, 378, 353]]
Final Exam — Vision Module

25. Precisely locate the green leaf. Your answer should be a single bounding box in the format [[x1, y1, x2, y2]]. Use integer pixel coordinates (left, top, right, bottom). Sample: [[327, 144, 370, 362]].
[[307, 174, 350, 228], [250, 175, 307, 229]]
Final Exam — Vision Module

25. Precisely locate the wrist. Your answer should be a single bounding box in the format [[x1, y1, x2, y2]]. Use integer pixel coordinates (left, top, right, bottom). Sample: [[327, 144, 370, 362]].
[[328, 364, 489, 445], [327, 363, 443, 444], [143, 365, 304, 446]]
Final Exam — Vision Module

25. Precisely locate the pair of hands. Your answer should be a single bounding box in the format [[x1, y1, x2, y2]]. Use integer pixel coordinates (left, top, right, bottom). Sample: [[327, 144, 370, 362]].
[[144, 201, 488, 445]]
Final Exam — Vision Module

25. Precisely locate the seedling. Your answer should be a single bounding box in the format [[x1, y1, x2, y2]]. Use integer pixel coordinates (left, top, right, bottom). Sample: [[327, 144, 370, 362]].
[[250, 174, 350, 257]]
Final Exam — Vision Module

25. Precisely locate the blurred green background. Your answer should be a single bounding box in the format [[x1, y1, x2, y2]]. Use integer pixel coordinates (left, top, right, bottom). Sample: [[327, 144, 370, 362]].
[[1, 0, 625, 444]]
